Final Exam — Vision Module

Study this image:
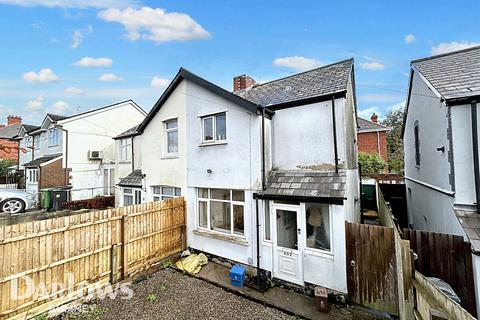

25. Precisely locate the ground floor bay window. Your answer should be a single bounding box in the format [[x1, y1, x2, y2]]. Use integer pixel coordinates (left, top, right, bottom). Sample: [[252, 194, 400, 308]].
[[197, 188, 244, 236], [123, 187, 142, 206]]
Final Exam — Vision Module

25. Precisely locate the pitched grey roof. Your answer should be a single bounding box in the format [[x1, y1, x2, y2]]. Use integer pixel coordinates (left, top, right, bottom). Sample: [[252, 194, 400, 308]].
[[47, 114, 69, 122], [412, 45, 480, 100], [23, 154, 62, 168], [357, 117, 390, 133], [24, 125, 40, 133], [0, 124, 23, 139], [114, 125, 139, 140], [118, 170, 143, 187], [263, 170, 346, 199], [243, 59, 353, 107], [455, 209, 480, 252]]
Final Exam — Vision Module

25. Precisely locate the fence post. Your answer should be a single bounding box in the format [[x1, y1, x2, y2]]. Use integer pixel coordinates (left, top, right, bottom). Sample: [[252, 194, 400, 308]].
[[121, 214, 129, 279], [110, 244, 120, 284], [182, 199, 187, 251]]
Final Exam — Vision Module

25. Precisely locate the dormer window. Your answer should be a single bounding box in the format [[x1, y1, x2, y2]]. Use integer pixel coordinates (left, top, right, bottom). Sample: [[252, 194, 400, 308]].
[[48, 128, 59, 147], [202, 112, 226, 143]]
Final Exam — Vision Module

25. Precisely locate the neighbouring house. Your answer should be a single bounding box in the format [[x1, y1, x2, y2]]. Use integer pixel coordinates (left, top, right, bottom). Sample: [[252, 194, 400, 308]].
[[0, 116, 24, 163], [403, 45, 480, 311], [357, 113, 390, 161], [16, 100, 146, 200], [118, 58, 360, 294]]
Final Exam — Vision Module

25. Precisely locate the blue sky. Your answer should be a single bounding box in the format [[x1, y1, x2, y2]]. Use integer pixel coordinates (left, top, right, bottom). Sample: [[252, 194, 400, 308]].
[[0, 0, 479, 124]]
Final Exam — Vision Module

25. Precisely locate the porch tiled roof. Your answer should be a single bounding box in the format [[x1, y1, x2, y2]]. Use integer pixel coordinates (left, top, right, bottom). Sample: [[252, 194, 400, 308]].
[[23, 154, 62, 168], [263, 170, 346, 199], [455, 209, 480, 252], [118, 169, 143, 187]]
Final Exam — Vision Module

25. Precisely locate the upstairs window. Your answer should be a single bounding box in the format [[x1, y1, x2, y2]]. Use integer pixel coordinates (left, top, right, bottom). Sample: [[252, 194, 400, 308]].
[[202, 113, 226, 143], [152, 186, 181, 201], [165, 119, 178, 155], [34, 136, 40, 150], [120, 138, 132, 161], [414, 124, 420, 166], [48, 128, 59, 147]]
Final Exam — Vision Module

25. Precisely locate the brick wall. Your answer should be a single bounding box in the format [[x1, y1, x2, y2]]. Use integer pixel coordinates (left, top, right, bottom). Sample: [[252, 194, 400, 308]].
[[0, 138, 19, 162], [39, 158, 66, 189], [358, 131, 388, 161]]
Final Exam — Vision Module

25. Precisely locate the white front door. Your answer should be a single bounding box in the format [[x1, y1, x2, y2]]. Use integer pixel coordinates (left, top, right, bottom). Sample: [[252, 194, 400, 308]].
[[272, 203, 303, 285]]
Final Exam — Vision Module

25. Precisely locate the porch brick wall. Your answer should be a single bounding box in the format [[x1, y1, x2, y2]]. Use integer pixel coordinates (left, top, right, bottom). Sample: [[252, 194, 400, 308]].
[[357, 131, 388, 161], [39, 158, 66, 189]]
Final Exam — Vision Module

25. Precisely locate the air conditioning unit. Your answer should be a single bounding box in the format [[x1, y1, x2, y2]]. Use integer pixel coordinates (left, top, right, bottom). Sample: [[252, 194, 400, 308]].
[[88, 150, 103, 160]]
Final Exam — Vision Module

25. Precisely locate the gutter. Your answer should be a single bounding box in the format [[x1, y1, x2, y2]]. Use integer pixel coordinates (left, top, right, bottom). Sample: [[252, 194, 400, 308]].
[[331, 95, 339, 173]]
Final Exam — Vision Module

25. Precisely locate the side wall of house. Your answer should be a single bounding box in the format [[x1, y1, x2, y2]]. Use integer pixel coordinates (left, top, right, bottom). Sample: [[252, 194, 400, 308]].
[[344, 77, 358, 169]]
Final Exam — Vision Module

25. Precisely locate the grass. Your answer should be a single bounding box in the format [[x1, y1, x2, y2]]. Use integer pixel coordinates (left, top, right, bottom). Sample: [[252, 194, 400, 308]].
[[147, 294, 157, 302]]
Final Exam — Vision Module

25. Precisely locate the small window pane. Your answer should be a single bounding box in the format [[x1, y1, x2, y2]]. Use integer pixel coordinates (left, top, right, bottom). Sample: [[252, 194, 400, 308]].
[[233, 205, 244, 235], [153, 196, 161, 202], [276, 209, 298, 249], [210, 201, 231, 233], [211, 189, 230, 200], [306, 204, 330, 251], [161, 195, 173, 200], [232, 190, 244, 202], [124, 195, 133, 206], [124, 188, 132, 194], [198, 188, 208, 198], [216, 113, 226, 141], [167, 131, 178, 153], [175, 188, 181, 196], [264, 201, 271, 241], [162, 187, 174, 196], [198, 201, 208, 228], [166, 119, 177, 129], [203, 117, 213, 141], [152, 186, 161, 195]]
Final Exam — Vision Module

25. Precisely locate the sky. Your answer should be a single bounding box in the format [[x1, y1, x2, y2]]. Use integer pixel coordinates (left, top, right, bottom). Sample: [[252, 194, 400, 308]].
[[0, 0, 479, 124]]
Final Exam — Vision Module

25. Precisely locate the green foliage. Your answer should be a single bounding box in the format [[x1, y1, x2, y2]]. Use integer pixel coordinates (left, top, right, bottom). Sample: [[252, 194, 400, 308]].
[[147, 294, 157, 302], [158, 282, 168, 291], [0, 159, 15, 176], [359, 152, 388, 174], [381, 107, 405, 173], [34, 313, 48, 320], [64, 305, 108, 320], [160, 259, 173, 269]]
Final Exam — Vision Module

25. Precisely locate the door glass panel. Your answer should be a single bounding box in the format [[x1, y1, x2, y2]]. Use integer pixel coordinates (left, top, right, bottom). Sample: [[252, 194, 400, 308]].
[[276, 209, 297, 249]]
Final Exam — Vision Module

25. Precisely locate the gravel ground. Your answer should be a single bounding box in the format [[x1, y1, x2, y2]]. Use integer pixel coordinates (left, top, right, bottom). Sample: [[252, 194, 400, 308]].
[[60, 268, 295, 320]]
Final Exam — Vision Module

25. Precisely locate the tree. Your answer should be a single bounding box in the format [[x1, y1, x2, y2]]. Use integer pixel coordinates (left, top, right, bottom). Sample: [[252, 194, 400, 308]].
[[381, 107, 405, 173], [358, 152, 387, 173]]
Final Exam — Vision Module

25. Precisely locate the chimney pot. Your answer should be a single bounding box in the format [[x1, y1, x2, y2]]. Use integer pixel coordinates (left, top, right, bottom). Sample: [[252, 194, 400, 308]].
[[371, 113, 378, 123], [233, 74, 256, 93], [7, 115, 22, 126]]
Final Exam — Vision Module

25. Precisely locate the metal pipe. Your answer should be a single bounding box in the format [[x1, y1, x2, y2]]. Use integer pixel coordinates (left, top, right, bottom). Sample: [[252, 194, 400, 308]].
[[471, 100, 480, 213], [261, 108, 266, 190], [131, 136, 135, 172], [331, 96, 339, 172], [359, 163, 364, 224]]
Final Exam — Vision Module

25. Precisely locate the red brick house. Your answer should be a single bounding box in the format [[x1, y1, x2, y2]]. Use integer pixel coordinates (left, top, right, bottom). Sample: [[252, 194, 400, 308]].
[[357, 113, 390, 161], [0, 116, 23, 163]]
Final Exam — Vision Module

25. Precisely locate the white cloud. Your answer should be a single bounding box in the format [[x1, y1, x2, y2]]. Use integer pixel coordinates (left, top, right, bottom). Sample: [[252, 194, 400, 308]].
[[359, 93, 404, 103], [22, 68, 59, 83], [272, 56, 323, 72], [73, 57, 113, 67], [431, 41, 480, 55], [48, 100, 70, 114], [64, 86, 85, 95], [150, 76, 169, 89], [358, 106, 383, 120], [98, 73, 122, 81], [0, 0, 137, 9], [405, 34, 416, 44], [26, 95, 45, 112], [360, 61, 386, 71], [98, 6, 211, 44], [71, 25, 93, 49]]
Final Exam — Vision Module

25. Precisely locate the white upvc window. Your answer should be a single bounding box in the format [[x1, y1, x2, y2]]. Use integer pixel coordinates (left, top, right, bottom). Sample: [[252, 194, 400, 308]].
[[120, 138, 132, 161], [34, 135, 40, 150], [164, 118, 178, 155], [197, 188, 244, 236], [27, 168, 38, 184], [48, 128, 59, 147], [305, 203, 332, 253], [123, 187, 142, 206], [202, 113, 226, 143], [103, 168, 115, 196], [152, 186, 181, 201]]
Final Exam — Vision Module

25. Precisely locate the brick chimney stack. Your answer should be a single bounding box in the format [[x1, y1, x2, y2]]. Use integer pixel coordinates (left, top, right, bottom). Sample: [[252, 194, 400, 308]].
[[371, 113, 378, 123], [233, 75, 256, 93], [7, 115, 21, 126]]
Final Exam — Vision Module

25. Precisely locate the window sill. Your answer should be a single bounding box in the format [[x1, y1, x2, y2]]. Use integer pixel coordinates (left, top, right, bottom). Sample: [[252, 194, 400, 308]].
[[198, 141, 228, 147], [193, 229, 248, 246], [161, 155, 179, 160], [304, 248, 334, 259], [118, 160, 132, 164]]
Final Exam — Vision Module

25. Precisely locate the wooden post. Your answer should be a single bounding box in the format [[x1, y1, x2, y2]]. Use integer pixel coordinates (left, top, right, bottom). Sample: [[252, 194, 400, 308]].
[[121, 214, 129, 280], [110, 244, 120, 284]]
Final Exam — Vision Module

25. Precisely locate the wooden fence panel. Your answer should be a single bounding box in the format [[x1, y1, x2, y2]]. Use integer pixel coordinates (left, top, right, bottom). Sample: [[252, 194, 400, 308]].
[[0, 197, 186, 319], [346, 222, 398, 315], [403, 228, 477, 317]]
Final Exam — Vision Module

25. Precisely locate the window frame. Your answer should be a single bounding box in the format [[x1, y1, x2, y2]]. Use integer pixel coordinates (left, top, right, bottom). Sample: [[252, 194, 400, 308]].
[[164, 118, 178, 156], [201, 112, 227, 144], [197, 188, 245, 237], [27, 168, 38, 184], [304, 203, 333, 255], [119, 138, 132, 161], [48, 128, 59, 147], [123, 187, 142, 206], [152, 185, 181, 202], [34, 135, 40, 150]]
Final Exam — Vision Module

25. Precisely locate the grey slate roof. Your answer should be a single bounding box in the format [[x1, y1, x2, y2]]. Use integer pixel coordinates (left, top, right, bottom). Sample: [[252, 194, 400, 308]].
[[263, 170, 346, 199], [23, 154, 62, 168], [118, 170, 143, 187], [412, 45, 480, 100], [243, 59, 353, 107], [47, 114, 69, 122], [24, 125, 40, 133], [0, 124, 23, 139], [114, 125, 139, 140], [357, 117, 390, 133], [455, 209, 480, 252]]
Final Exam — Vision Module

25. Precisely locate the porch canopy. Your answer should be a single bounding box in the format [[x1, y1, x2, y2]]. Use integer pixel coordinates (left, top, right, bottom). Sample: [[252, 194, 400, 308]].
[[118, 169, 143, 188], [254, 170, 346, 204], [23, 153, 62, 168]]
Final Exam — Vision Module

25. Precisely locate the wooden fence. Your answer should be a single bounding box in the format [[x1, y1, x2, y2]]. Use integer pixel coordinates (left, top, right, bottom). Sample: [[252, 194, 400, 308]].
[[0, 197, 186, 319], [403, 228, 477, 317]]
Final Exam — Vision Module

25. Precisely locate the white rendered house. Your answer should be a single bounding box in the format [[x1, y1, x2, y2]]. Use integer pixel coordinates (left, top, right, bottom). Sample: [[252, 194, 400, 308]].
[[119, 60, 360, 294]]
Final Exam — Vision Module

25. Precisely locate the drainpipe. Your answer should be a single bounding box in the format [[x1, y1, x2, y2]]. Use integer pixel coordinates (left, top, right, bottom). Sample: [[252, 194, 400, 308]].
[[331, 96, 339, 173], [131, 136, 135, 172], [359, 163, 364, 224], [471, 100, 480, 213], [56, 126, 69, 187], [376, 131, 381, 157], [261, 108, 266, 190]]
